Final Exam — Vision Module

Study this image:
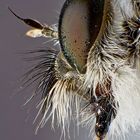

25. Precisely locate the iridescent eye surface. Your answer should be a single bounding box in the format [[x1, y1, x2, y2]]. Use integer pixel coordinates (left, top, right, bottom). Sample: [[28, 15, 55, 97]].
[[59, 0, 105, 73]]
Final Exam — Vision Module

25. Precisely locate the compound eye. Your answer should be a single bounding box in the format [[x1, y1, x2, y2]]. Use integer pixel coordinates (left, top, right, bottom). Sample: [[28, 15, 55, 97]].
[[59, 0, 105, 73]]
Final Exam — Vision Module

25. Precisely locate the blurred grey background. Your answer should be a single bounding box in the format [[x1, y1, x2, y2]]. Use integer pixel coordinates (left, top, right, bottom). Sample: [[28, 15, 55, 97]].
[[0, 0, 139, 140]]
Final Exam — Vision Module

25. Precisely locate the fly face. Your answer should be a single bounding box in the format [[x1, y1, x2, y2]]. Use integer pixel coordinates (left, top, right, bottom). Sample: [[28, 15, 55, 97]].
[[10, 0, 140, 140]]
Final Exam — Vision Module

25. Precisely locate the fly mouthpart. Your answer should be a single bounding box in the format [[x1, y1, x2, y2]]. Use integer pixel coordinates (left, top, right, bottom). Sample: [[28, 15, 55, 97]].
[[91, 94, 116, 139]]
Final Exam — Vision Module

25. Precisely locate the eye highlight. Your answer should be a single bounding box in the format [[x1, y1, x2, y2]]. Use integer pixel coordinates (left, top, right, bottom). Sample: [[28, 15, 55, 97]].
[[58, 0, 105, 73]]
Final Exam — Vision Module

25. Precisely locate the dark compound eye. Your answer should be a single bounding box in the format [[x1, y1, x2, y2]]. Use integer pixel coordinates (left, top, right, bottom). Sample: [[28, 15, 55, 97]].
[[58, 0, 106, 73]]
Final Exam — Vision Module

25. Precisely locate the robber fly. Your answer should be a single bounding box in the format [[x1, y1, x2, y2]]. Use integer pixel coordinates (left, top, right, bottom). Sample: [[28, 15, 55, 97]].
[[9, 0, 140, 140]]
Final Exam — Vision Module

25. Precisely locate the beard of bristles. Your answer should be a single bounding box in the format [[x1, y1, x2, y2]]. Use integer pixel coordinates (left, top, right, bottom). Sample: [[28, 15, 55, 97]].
[[22, 48, 116, 138], [22, 49, 90, 135], [36, 54, 83, 132]]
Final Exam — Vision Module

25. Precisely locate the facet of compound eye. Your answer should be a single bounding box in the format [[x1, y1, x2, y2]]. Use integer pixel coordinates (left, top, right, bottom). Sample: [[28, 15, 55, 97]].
[[59, 0, 105, 73]]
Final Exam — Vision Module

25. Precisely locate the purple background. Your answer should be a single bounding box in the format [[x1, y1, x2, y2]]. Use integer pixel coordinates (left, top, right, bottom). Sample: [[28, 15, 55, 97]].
[[0, 0, 138, 140]]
